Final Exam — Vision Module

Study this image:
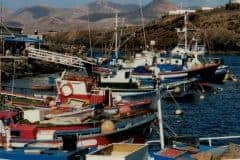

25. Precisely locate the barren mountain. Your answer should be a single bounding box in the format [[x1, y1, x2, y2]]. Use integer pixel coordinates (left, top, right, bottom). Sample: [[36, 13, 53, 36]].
[[87, 0, 139, 13], [143, 0, 177, 18], [5, 0, 176, 33], [121, 0, 177, 25]]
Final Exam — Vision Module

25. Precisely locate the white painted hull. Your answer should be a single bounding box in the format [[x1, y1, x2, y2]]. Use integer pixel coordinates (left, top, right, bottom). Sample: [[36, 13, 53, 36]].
[[159, 72, 188, 80], [112, 90, 156, 98]]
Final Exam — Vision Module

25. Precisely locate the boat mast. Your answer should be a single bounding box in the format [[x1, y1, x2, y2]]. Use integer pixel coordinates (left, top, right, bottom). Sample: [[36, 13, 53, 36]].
[[115, 13, 118, 60], [139, 0, 147, 50], [87, 9, 93, 58], [0, 0, 3, 101], [0, 0, 3, 54], [184, 12, 188, 53], [157, 81, 165, 150]]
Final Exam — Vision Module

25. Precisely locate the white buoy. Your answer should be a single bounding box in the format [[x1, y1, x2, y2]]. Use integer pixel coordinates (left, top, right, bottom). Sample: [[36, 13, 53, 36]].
[[174, 87, 181, 93], [200, 94, 205, 100], [175, 109, 183, 115]]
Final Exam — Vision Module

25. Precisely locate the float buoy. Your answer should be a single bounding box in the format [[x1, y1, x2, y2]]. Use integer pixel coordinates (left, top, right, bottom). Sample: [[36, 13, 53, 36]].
[[101, 120, 115, 133], [175, 109, 183, 115], [174, 87, 181, 93], [44, 96, 54, 105], [200, 95, 205, 100], [49, 100, 56, 108]]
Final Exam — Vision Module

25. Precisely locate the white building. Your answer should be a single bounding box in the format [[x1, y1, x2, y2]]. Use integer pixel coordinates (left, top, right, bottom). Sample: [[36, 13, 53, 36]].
[[168, 9, 196, 15], [230, 0, 240, 4], [201, 7, 214, 11]]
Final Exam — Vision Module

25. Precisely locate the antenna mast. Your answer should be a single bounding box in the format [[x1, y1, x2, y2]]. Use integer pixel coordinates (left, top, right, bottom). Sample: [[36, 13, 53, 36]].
[[115, 13, 118, 60]]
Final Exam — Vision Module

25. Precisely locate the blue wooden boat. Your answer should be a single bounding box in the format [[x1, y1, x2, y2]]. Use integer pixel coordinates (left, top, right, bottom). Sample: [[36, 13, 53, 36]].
[[0, 140, 91, 160]]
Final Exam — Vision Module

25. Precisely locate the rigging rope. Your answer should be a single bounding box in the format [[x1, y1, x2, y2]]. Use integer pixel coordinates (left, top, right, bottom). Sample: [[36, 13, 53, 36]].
[[11, 60, 16, 104]]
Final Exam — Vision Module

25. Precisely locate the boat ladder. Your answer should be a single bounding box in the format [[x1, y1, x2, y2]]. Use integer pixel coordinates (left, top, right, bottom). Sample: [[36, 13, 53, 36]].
[[26, 47, 95, 68]]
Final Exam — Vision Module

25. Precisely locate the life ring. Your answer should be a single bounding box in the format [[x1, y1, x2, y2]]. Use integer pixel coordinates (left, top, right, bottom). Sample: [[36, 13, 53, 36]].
[[60, 83, 73, 97]]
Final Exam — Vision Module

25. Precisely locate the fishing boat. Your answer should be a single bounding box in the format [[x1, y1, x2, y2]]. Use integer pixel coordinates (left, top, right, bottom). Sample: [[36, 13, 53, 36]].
[[56, 69, 156, 105], [89, 14, 156, 93], [53, 113, 156, 147], [98, 69, 142, 90], [0, 106, 156, 147], [0, 82, 154, 145], [0, 141, 90, 160], [207, 58, 231, 83], [56, 70, 106, 105], [0, 129, 90, 160], [86, 143, 147, 160], [130, 13, 220, 83]]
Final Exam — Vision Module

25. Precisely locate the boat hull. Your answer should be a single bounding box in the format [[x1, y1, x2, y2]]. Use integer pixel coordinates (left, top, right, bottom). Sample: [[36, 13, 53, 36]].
[[99, 82, 139, 90], [58, 94, 105, 105], [159, 64, 220, 82], [55, 114, 156, 147]]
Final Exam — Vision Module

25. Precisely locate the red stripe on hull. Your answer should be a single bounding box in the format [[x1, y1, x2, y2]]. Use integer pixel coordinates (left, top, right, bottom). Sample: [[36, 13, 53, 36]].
[[12, 123, 98, 141], [59, 94, 105, 105]]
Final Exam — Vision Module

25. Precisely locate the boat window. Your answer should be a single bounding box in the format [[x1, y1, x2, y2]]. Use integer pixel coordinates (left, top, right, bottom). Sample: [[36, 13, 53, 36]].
[[11, 130, 20, 137], [125, 72, 130, 79], [197, 55, 205, 63], [148, 142, 161, 152], [171, 53, 180, 58], [160, 53, 170, 58]]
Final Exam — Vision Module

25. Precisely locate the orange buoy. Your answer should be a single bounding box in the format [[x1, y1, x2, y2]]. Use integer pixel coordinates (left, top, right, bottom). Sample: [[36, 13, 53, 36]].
[[49, 100, 56, 108], [101, 120, 115, 133]]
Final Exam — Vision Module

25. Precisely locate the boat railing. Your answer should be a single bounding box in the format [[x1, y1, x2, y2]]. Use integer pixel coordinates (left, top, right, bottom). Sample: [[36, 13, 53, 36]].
[[199, 135, 240, 147]]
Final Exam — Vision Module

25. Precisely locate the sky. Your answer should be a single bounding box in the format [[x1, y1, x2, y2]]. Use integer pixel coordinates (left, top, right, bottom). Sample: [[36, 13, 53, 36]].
[[2, 0, 229, 11]]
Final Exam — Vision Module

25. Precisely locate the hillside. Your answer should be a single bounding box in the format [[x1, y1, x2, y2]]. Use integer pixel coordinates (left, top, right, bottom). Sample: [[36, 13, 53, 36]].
[[87, 0, 139, 13], [5, 0, 176, 33], [142, 0, 177, 19], [44, 7, 240, 53]]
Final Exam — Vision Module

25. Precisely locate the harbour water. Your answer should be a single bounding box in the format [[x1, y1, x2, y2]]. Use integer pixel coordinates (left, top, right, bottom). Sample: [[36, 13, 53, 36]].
[[3, 54, 240, 145], [159, 54, 240, 145]]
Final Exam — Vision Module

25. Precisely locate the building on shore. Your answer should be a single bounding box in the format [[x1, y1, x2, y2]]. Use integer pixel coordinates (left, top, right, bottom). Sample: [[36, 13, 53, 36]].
[[0, 24, 42, 56], [168, 9, 196, 15], [201, 7, 214, 11], [229, 0, 240, 4]]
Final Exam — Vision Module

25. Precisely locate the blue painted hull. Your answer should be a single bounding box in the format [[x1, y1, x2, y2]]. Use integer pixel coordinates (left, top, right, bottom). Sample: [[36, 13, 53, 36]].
[[0, 148, 89, 160]]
